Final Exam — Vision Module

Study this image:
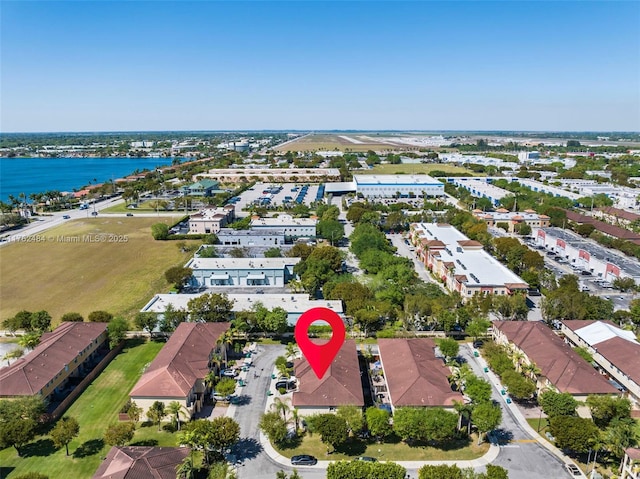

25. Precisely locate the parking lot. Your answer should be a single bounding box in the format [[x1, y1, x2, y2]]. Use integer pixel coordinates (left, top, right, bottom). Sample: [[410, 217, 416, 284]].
[[230, 182, 323, 216]]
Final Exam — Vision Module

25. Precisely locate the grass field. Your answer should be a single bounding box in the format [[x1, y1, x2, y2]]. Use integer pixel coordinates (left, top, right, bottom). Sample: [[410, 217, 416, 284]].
[[275, 432, 489, 462], [0, 339, 168, 479], [368, 163, 479, 176], [0, 216, 199, 323]]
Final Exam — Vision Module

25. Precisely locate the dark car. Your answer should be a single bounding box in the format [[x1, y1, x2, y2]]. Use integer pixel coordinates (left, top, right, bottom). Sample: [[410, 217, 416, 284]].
[[126, 212, 134, 216], [291, 455, 317, 466], [62, 215, 71, 219], [91, 211, 98, 216]]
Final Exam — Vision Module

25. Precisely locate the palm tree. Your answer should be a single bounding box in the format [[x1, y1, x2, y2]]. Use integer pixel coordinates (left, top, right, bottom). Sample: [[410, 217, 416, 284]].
[[2, 348, 24, 366], [449, 363, 473, 392], [453, 400, 473, 432], [522, 362, 541, 380], [176, 454, 194, 479], [510, 350, 525, 371], [167, 401, 187, 431], [285, 342, 298, 361], [271, 397, 291, 422]]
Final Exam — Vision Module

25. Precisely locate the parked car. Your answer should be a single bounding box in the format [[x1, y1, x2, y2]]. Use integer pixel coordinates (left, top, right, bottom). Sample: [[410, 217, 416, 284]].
[[91, 211, 98, 216], [62, 215, 71, 219], [291, 455, 317, 466], [221, 369, 238, 378], [126, 212, 134, 216], [564, 463, 582, 476], [354, 456, 377, 462]]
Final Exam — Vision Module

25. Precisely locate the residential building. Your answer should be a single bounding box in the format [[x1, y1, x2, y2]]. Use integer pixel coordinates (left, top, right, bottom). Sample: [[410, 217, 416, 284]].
[[292, 340, 364, 416], [564, 210, 640, 244], [93, 446, 190, 479], [141, 293, 344, 325], [186, 257, 300, 288], [0, 322, 108, 403], [181, 179, 220, 197], [535, 227, 640, 282], [492, 321, 617, 402], [473, 208, 550, 233], [593, 207, 640, 227], [129, 322, 230, 419], [250, 214, 317, 240], [561, 320, 640, 407], [377, 338, 463, 411], [353, 174, 444, 198], [410, 222, 528, 298], [188, 205, 235, 234], [621, 448, 640, 479], [215, 228, 285, 247]]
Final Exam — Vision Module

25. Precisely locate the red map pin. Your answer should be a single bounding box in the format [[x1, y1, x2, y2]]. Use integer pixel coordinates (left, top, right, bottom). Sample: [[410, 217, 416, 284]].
[[294, 307, 346, 379]]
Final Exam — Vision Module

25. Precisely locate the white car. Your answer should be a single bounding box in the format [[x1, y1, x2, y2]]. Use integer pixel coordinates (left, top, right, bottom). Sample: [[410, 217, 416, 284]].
[[564, 463, 582, 476]]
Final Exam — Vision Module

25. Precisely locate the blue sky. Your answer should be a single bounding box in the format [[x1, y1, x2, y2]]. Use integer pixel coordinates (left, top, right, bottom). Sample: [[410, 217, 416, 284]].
[[1, 1, 639, 132]]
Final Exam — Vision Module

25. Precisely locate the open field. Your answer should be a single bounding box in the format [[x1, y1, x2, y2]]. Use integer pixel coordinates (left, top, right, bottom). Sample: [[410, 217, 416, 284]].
[[275, 432, 489, 461], [0, 339, 168, 479], [368, 163, 479, 176], [0, 217, 198, 323]]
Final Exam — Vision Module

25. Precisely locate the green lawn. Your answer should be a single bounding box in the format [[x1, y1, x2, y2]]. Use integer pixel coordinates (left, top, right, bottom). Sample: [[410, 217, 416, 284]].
[[526, 418, 550, 438], [0, 339, 168, 479], [100, 200, 178, 214], [369, 163, 479, 176], [0, 217, 197, 323], [275, 433, 489, 462]]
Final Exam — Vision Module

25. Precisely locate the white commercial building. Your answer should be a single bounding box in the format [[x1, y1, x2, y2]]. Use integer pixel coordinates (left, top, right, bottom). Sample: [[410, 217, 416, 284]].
[[250, 214, 317, 240], [448, 177, 510, 207], [141, 293, 344, 325], [186, 257, 300, 288], [353, 174, 444, 198], [215, 228, 285, 247]]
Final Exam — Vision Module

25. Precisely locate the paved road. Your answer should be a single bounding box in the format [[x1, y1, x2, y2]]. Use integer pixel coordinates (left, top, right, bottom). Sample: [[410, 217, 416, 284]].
[[459, 345, 572, 479], [230, 344, 327, 479]]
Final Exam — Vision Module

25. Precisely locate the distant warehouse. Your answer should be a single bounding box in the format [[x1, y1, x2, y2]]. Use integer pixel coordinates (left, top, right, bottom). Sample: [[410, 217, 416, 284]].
[[353, 174, 444, 199]]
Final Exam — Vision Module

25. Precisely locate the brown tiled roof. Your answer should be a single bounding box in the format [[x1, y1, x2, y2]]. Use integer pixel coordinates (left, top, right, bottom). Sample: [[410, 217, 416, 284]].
[[457, 240, 482, 247], [0, 322, 108, 397], [454, 275, 468, 283], [504, 283, 529, 290], [626, 447, 640, 461], [492, 322, 616, 395], [378, 339, 463, 407], [597, 207, 640, 222], [565, 210, 640, 241], [422, 239, 445, 248], [292, 340, 364, 408], [562, 319, 618, 332], [594, 336, 640, 387], [130, 322, 230, 399], [92, 446, 190, 479]]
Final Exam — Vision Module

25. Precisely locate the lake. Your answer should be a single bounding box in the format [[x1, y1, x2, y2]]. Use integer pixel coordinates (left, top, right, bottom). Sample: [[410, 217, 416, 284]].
[[0, 157, 178, 201]]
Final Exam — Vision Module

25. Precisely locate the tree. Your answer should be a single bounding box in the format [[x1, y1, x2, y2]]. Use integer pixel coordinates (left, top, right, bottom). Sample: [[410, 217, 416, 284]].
[[30, 310, 52, 333], [215, 378, 237, 398], [187, 293, 234, 322], [365, 407, 392, 440], [310, 414, 348, 453], [151, 222, 169, 240], [176, 455, 195, 479], [336, 405, 364, 435], [147, 401, 167, 431], [107, 317, 128, 348], [418, 464, 464, 479], [88, 310, 113, 322], [472, 402, 502, 444], [393, 408, 426, 443], [60, 312, 84, 322], [134, 312, 158, 334], [260, 411, 288, 446], [484, 465, 509, 479], [317, 219, 345, 245], [437, 337, 460, 362], [259, 307, 288, 333], [501, 370, 536, 400], [159, 304, 188, 333], [465, 318, 491, 341], [327, 461, 406, 479], [538, 391, 577, 418], [104, 422, 135, 446], [0, 418, 37, 456], [264, 247, 283, 258], [208, 416, 240, 455], [612, 277, 637, 292], [586, 395, 631, 429], [167, 401, 187, 431], [18, 332, 41, 350], [422, 407, 458, 443], [464, 376, 492, 404], [127, 401, 142, 424], [50, 416, 80, 456], [164, 266, 193, 290], [549, 416, 600, 453], [178, 418, 239, 464], [602, 417, 638, 459]]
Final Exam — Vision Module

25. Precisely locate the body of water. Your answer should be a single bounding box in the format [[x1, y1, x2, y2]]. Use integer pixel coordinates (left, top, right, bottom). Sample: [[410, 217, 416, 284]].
[[0, 157, 178, 202]]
